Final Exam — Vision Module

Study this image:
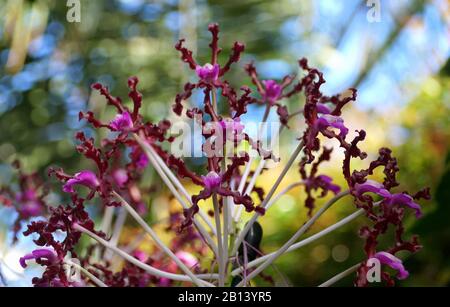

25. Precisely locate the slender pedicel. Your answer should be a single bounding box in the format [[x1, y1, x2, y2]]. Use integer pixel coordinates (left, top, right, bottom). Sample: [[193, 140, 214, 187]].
[[232, 141, 305, 255], [73, 224, 215, 286], [113, 191, 209, 287], [235, 190, 349, 286]]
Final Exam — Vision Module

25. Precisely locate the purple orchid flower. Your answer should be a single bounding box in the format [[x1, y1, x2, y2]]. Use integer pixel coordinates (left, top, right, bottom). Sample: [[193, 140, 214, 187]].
[[195, 63, 220, 83], [19, 248, 57, 268], [373, 251, 409, 280], [262, 80, 282, 104], [63, 170, 100, 193], [201, 171, 222, 191], [354, 180, 422, 217], [316, 114, 349, 137], [110, 111, 133, 131]]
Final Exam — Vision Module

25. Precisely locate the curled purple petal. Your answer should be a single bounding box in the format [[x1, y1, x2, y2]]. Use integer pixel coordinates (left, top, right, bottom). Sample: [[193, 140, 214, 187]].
[[316, 103, 331, 114], [354, 180, 389, 197], [63, 170, 100, 193], [316, 114, 349, 137], [19, 248, 57, 268], [373, 251, 409, 280], [354, 180, 423, 217], [387, 193, 423, 218]]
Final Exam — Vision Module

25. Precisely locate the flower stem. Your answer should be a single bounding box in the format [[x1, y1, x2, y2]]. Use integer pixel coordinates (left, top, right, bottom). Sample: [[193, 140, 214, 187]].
[[213, 194, 225, 286], [235, 190, 349, 286], [233, 104, 271, 220], [232, 140, 304, 255], [113, 191, 211, 287], [64, 259, 108, 288], [104, 206, 127, 261], [73, 223, 217, 286], [145, 141, 216, 235], [231, 205, 363, 276], [318, 263, 360, 287], [133, 134, 218, 255]]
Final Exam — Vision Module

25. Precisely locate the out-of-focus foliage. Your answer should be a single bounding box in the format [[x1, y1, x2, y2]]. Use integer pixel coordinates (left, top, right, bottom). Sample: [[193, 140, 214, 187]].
[[0, 0, 449, 286]]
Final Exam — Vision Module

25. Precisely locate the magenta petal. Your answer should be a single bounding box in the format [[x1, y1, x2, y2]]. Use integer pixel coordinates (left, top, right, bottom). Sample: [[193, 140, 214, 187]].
[[388, 193, 423, 218], [136, 153, 149, 169], [262, 80, 282, 104], [63, 170, 100, 193], [316, 114, 349, 137], [201, 171, 222, 191], [316, 103, 331, 114], [19, 248, 57, 268], [110, 111, 133, 131], [354, 180, 388, 197], [195, 63, 220, 83], [374, 251, 409, 280], [113, 169, 128, 187]]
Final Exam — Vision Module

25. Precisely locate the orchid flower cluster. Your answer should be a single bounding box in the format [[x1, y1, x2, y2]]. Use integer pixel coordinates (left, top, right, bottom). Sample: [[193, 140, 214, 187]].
[[0, 23, 430, 287]]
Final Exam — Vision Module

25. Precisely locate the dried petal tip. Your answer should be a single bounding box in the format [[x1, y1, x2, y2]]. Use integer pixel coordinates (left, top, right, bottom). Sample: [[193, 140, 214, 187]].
[[373, 251, 409, 280], [196, 63, 220, 83], [110, 111, 134, 132], [202, 171, 221, 191], [262, 80, 282, 104], [19, 248, 57, 268], [62, 170, 100, 193]]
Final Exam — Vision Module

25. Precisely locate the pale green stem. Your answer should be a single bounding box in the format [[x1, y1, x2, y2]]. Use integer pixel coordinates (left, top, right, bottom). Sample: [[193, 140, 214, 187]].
[[231, 206, 363, 276], [65, 260, 108, 288], [265, 181, 305, 211], [104, 206, 127, 260], [235, 190, 350, 286], [232, 104, 271, 220], [318, 263, 360, 287], [113, 191, 211, 287], [213, 194, 225, 286], [73, 224, 217, 285], [232, 141, 305, 256], [133, 134, 218, 255], [145, 143, 216, 235]]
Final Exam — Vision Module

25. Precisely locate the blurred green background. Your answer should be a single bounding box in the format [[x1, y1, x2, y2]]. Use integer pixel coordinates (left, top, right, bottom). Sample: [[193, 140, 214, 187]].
[[0, 0, 449, 286]]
